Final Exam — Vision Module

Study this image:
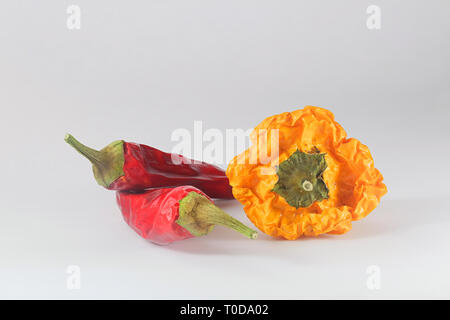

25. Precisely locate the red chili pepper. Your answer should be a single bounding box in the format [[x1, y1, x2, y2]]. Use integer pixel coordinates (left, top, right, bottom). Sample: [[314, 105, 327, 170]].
[[116, 186, 258, 244], [65, 134, 233, 199]]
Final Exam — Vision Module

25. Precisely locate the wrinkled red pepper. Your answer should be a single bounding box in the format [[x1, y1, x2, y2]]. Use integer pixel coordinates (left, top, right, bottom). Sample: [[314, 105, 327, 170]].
[[65, 134, 233, 199], [116, 186, 258, 244]]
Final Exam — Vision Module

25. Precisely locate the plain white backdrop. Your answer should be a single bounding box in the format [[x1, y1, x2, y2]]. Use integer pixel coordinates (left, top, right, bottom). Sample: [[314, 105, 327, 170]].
[[0, 1, 449, 299]]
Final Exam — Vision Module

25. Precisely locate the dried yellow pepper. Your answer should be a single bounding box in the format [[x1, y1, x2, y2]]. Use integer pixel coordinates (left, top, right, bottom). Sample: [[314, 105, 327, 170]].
[[226, 106, 387, 239]]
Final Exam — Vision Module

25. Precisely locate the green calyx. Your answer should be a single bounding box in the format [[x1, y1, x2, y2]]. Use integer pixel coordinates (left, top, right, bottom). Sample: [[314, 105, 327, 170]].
[[64, 134, 125, 188], [176, 192, 258, 240], [272, 149, 329, 209]]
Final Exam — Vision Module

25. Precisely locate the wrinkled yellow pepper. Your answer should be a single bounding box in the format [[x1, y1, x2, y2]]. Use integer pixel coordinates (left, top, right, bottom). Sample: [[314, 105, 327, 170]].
[[226, 106, 387, 239]]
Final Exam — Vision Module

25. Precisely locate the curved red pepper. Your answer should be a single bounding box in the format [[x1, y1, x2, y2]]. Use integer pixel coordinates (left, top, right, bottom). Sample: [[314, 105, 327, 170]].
[[116, 186, 257, 245], [65, 134, 233, 199]]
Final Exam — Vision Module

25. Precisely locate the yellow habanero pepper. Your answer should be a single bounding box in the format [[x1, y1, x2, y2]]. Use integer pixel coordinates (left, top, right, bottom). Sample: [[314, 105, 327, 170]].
[[226, 106, 387, 240]]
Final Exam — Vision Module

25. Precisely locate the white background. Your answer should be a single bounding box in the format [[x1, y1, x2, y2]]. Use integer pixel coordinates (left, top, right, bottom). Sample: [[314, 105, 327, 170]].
[[0, 1, 449, 299]]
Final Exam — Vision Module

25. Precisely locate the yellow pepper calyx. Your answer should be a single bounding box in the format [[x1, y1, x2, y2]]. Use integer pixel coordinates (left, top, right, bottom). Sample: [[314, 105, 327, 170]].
[[272, 150, 329, 209]]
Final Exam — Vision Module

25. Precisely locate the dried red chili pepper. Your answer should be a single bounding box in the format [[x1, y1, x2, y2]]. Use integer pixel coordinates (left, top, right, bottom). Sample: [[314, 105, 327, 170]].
[[116, 186, 258, 244], [65, 134, 233, 199]]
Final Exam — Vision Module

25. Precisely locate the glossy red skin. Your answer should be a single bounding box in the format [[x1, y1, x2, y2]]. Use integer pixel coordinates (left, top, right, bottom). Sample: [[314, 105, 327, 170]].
[[116, 186, 211, 245], [109, 142, 234, 199]]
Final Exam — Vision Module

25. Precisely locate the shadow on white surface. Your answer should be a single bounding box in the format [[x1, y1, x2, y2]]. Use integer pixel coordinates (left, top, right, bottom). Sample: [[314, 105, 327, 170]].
[[164, 197, 448, 256]]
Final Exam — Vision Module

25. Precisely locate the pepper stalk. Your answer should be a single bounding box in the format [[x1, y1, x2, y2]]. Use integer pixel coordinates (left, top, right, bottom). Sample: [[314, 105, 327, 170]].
[[177, 192, 258, 239], [64, 133, 125, 188]]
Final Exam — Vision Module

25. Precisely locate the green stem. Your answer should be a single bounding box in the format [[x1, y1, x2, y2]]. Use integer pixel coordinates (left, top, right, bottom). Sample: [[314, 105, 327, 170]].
[[272, 149, 329, 208], [64, 134, 105, 167], [64, 133, 125, 188], [177, 192, 258, 239]]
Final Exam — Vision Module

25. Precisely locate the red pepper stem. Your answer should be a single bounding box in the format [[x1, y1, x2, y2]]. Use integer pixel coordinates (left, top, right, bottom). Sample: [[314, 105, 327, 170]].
[[64, 134, 125, 188], [64, 134, 104, 167], [176, 192, 258, 239]]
